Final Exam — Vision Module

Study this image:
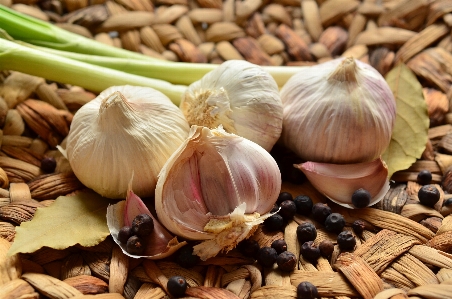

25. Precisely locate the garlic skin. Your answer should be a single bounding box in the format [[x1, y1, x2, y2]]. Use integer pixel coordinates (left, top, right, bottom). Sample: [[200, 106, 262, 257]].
[[294, 158, 389, 208], [280, 57, 396, 164], [180, 60, 283, 152], [155, 125, 281, 260], [107, 178, 186, 259], [66, 85, 190, 199]]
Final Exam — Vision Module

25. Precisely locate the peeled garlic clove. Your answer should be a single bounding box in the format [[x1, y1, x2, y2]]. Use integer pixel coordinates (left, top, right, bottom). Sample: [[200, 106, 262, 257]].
[[281, 57, 396, 164], [180, 60, 283, 152], [66, 85, 189, 199], [155, 125, 281, 260], [294, 158, 389, 209], [107, 179, 186, 259]]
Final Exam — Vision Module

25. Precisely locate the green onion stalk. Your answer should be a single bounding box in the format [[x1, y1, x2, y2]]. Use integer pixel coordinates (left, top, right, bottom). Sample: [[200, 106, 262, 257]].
[[0, 4, 158, 61], [24, 43, 305, 87], [0, 38, 187, 105], [20, 44, 216, 86]]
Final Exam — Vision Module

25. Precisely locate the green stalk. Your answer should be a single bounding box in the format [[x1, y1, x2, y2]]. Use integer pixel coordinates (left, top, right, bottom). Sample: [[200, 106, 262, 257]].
[[0, 38, 187, 105], [0, 5, 157, 61], [22, 43, 306, 87], [25, 44, 215, 86]]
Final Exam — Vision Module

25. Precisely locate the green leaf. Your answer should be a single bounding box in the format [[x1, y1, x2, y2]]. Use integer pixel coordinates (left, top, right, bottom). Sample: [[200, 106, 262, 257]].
[[8, 190, 114, 255], [382, 63, 429, 178]]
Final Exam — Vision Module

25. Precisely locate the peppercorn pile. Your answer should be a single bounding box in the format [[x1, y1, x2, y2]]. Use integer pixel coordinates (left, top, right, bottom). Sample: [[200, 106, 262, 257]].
[[3, 0, 452, 298]]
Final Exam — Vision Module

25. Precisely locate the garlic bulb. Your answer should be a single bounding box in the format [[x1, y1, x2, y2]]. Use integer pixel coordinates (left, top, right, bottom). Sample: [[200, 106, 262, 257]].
[[66, 85, 190, 199], [180, 60, 283, 152], [155, 125, 281, 260], [280, 57, 396, 164]]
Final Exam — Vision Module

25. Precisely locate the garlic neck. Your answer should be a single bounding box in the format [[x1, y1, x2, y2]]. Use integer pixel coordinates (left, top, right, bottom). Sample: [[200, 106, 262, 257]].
[[182, 88, 235, 133], [98, 91, 137, 130], [328, 57, 358, 83]]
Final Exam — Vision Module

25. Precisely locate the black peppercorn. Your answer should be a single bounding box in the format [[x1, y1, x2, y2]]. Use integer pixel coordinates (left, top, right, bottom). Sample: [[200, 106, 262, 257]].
[[264, 214, 285, 231], [418, 184, 441, 207], [352, 219, 366, 235], [311, 203, 331, 223], [324, 213, 345, 234], [279, 200, 297, 220], [271, 239, 287, 255], [118, 226, 132, 244], [126, 235, 145, 255], [417, 170, 432, 185], [257, 246, 278, 267], [41, 156, 57, 173], [277, 192, 293, 204], [301, 241, 320, 263], [131, 214, 154, 238], [296, 222, 317, 244], [351, 188, 371, 208], [297, 281, 319, 299], [277, 251, 297, 272], [175, 245, 201, 268], [293, 195, 313, 216], [237, 239, 260, 259], [318, 240, 334, 258], [337, 231, 356, 251], [167, 276, 188, 298]]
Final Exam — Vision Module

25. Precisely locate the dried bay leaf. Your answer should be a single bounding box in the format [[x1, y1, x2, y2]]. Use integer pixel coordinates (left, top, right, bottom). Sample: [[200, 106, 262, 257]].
[[8, 190, 113, 256], [382, 63, 429, 178]]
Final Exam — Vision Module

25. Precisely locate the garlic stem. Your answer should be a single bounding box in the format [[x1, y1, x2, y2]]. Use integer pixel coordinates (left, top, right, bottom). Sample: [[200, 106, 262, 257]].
[[98, 92, 136, 129], [328, 57, 358, 83]]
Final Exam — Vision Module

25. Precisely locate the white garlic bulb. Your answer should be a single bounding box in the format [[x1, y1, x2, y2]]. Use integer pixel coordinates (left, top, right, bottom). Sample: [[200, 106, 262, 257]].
[[155, 125, 281, 261], [66, 85, 190, 199], [180, 60, 283, 152], [280, 57, 396, 164]]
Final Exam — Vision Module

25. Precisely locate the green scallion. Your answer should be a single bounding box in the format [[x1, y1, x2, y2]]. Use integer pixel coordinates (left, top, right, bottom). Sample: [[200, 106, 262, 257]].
[[0, 38, 187, 105]]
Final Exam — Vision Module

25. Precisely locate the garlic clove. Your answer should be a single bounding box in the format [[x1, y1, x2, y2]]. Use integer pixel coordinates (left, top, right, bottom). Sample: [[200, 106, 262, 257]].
[[294, 157, 389, 209], [107, 178, 186, 259], [180, 60, 283, 152], [155, 125, 281, 260]]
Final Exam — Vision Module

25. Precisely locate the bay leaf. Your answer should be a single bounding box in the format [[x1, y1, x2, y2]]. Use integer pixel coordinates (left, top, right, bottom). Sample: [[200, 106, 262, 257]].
[[382, 63, 429, 178], [8, 190, 113, 256]]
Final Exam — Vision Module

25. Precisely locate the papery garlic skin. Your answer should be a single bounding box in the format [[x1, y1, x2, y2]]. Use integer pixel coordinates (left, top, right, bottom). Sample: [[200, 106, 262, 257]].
[[280, 57, 396, 164], [294, 158, 389, 208], [107, 178, 186, 259], [155, 125, 281, 260], [66, 85, 190, 199], [180, 60, 283, 152]]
